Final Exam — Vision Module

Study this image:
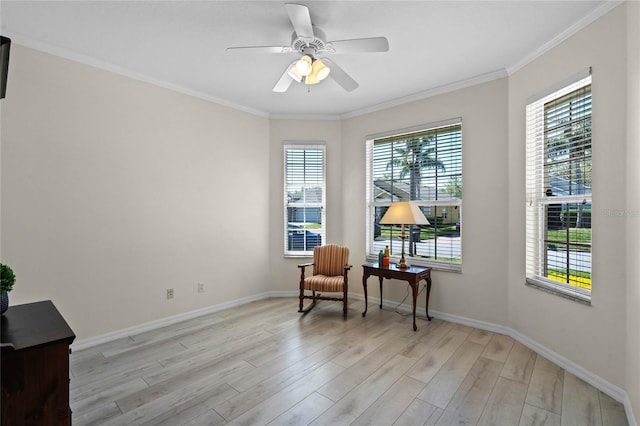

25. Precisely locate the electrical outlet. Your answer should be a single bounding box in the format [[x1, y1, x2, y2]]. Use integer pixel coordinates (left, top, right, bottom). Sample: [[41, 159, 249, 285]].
[[166, 288, 174, 299], [197, 283, 204, 293]]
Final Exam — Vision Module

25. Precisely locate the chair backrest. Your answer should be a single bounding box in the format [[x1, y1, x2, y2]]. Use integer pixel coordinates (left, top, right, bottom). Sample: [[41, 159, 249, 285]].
[[313, 244, 349, 276]]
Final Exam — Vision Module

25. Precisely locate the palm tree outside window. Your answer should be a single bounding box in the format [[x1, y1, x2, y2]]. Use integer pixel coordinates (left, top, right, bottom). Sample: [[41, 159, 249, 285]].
[[366, 119, 463, 270]]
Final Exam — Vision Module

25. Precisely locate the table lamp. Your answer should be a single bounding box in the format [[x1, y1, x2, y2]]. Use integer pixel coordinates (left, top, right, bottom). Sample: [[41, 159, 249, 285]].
[[379, 201, 430, 268]]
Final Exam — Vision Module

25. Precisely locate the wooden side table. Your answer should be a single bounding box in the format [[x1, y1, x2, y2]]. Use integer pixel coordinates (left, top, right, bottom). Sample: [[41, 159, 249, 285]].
[[1, 300, 76, 425], [362, 262, 432, 331]]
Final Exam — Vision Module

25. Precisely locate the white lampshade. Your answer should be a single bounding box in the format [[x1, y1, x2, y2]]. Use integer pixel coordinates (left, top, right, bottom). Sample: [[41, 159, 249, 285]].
[[287, 63, 303, 82], [379, 201, 430, 225], [295, 55, 313, 76]]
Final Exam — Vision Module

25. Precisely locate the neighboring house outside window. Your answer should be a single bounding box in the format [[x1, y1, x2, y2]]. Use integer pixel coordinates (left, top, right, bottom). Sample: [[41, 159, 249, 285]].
[[366, 119, 463, 271], [526, 70, 592, 303], [284, 142, 326, 256]]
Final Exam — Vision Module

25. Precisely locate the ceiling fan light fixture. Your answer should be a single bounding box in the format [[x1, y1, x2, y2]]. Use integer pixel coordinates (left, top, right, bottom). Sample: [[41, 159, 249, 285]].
[[287, 63, 303, 82], [304, 72, 320, 85], [295, 55, 313, 76], [312, 58, 330, 81]]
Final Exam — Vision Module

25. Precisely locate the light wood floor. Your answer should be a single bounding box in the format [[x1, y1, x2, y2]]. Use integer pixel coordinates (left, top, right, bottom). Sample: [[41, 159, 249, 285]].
[[70, 297, 629, 425]]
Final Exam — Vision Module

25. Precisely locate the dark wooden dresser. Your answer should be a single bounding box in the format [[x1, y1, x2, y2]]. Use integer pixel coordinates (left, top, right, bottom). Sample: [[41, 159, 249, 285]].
[[1, 300, 76, 425]]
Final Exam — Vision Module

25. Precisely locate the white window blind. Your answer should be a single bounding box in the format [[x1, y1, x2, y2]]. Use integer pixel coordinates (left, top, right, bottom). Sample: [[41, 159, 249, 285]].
[[526, 72, 592, 303], [284, 143, 326, 256], [366, 119, 462, 270]]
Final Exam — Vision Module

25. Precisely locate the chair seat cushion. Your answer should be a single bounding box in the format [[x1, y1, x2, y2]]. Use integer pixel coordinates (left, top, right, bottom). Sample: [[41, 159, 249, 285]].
[[304, 275, 345, 292]]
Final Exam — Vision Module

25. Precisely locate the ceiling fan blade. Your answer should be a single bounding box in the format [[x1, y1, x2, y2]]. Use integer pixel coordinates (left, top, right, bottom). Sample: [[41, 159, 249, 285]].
[[328, 37, 389, 53], [273, 63, 296, 92], [321, 58, 359, 92], [285, 3, 314, 39], [226, 46, 292, 53]]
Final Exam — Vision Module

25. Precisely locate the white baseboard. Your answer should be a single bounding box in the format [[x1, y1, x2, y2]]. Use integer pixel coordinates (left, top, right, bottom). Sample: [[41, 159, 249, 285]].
[[72, 291, 636, 424]]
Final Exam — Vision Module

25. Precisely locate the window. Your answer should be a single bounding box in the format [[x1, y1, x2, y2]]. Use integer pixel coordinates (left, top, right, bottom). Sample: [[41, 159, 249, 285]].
[[284, 143, 325, 256], [526, 70, 592, 303], [366, 119, 462, 270]]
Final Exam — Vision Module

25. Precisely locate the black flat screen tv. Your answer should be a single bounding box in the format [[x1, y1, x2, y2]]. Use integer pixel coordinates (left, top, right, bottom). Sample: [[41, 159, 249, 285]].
[[1, 36, 11, 99]]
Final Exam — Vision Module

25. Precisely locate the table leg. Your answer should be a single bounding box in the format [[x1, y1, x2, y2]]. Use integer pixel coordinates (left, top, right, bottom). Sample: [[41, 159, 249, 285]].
[[362, 274, 369, 317], [379, 276, 384, 309], [411, 281, 418, 331], [425, 277, 432, 321]]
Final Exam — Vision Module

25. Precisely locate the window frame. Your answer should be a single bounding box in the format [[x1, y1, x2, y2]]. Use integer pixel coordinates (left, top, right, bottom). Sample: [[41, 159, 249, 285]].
[[525, 70, 592, 304], [283, 142, 326, 257], [365, 118, 463, 272]]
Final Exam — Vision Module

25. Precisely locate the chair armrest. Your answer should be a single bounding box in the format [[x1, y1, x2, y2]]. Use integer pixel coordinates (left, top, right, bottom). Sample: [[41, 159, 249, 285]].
[[298, 262, 314, 268], [344, 264, 352, 271]]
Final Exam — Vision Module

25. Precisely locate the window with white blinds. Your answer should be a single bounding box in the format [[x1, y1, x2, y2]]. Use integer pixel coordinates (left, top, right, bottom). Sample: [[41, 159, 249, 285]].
[[526, 71, 592, 303], [284, 143, 325, 256], [366, 119, 462, 270]]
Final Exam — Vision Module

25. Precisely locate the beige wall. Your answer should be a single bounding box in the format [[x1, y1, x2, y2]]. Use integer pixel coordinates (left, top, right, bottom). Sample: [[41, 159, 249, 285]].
[[0, 46, 271, 339], [626, 0, 640, 420], [340, 78, 510, 326], [507, 4, 627, 388]]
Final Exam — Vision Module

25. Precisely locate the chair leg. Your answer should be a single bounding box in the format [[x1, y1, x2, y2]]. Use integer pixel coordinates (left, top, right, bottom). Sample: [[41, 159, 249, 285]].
[[343, 288, 348, 317], [299, 287, 304, 312], [299, 289, 318, 314]]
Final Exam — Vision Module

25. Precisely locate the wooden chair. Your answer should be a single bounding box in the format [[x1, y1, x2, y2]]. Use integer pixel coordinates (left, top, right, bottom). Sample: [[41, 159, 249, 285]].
[[298, 244, 352, 317]]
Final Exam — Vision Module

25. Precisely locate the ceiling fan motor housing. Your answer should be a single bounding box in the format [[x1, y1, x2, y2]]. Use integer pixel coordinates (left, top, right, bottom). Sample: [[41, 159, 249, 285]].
[[291, 27, 329, 54]]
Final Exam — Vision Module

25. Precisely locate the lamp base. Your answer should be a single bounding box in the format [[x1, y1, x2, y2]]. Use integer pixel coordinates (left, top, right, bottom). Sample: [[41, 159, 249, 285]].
[[399, 232, 409, 268]]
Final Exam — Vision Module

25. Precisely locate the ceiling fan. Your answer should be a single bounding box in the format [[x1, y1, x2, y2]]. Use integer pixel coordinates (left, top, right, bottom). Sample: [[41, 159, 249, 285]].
[[226, 3, 389, 93]]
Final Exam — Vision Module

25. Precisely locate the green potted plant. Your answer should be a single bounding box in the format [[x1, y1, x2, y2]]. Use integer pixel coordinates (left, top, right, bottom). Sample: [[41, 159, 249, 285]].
[[1, 263, 16, 314]]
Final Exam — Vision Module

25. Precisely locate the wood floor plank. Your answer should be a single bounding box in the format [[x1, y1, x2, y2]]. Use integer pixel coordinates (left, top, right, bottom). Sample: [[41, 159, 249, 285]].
[[477, 377, 528, 426], [316, 337, 414, 402], [393, 399, 442, 426], [157, 329, 275, 368], [519, 403, 561, 426], [417, 340, 485, 409], [561, 371, 603, 426], [501, 341, 536, 384], [182, 409, 227, 426], [73, 402, 123, 426], [481, 333, 515, 363], [352, 375, 426, 425], [116, 359, 252, 413], [434, 357, 503, 425], [214, 341, 352, 420], [310, 354, 415, 425], [329, 321, 402, 368], [525, 355, 564, 415], [266, 392, 334, 426], [468, 328, 493, 346], [73, 341, 187, 377], [223, 361, 345, 425], [598, 391, 629, 426], [70, 359, 163, 404], [71, 377, 148, 415], [152, 402, 221, 426], [406, 328, 469, 385], [107, 378, 239, 425], [67, 297, 629, 426], [397, 319, 453, 360]]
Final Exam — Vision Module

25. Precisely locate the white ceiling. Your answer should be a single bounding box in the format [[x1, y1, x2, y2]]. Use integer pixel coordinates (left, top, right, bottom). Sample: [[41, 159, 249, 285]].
[[1, 1, 615, 118]]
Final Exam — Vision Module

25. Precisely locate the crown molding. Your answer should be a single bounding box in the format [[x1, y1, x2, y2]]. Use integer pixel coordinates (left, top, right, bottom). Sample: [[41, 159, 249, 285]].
[[5, 31, 271, 118], [269, 113, 342, 121], [340, 69, 508, 120], [506, 0, 624, 75]]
